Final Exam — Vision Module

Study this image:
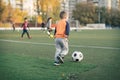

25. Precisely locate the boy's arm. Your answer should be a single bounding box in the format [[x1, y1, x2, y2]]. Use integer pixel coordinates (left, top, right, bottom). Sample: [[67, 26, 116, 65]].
[[21, 23, 23, 28], [27, 23, 30, 30], [65, 21, 70, 37], [27, 23, 29, 28], [54, 28, 56, 35]]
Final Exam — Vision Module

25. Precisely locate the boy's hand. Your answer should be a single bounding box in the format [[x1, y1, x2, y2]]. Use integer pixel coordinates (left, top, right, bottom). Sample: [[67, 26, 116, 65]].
[[48, 28, 52, 32], [65, 35, 68, 38]]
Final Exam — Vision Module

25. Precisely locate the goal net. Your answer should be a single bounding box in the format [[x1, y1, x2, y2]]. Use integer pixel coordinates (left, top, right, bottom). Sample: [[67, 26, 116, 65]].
[[69, 20, 80, 31]]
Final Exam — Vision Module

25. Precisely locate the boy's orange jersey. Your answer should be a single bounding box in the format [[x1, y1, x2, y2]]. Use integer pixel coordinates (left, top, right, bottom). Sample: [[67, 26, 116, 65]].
[[55, 19, 67, 38]]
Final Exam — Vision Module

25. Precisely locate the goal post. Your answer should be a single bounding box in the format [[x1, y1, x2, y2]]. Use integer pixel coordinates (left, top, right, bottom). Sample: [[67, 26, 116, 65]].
[[69, 20, 80, 31]]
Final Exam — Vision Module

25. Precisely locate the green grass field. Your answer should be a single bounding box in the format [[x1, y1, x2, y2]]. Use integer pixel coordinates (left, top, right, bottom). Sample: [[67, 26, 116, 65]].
[[0, 29, 120, 80]]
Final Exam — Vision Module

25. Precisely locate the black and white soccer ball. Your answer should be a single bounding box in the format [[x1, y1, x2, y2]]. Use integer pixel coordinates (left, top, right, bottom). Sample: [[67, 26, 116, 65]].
[[72, 51, 83, 62]]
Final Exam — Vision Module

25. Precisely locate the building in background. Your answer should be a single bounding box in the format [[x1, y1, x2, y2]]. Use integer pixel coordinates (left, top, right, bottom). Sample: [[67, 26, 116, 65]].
[[111, 0, 120, 10], [4, 0, 35, 16], [15, 0, 34, 16], [15, 0, 23, 10], [60, 0, 69, 13], [87, 0, 120, 10]]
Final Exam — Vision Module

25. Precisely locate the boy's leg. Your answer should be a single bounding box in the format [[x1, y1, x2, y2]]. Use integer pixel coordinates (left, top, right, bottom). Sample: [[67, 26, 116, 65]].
[[55, 38, 65, 64], [60, 38, 69, 58], [54, 38, 61, 63], [26, 32, 31, 39], [25, 30, 31, 39], [21, 30, 25, 38]]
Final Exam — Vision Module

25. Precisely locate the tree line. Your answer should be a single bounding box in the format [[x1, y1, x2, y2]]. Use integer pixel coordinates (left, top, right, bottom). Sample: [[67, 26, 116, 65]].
[[73, 3, 120, 28], [0, 0, 27, 23], [0, 0, 60, 27]]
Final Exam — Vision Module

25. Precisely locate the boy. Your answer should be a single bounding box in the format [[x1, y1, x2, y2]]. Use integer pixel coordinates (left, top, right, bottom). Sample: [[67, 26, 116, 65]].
[[54, 11, 70, 66], [46, 17, 52, 32], [21, 17, 31, 39], [40, 22, 45, 31]]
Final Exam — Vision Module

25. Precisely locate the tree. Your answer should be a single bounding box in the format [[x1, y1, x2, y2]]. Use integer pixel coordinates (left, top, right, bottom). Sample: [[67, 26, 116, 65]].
[[73, 2, 120, 28], [11, 8, 27, 23], [0, 0, 28, 26], [110, 9, 120, 27], [35, 0, 60, 22], [105, 9, 120, 28], [73, 3, 98, 25], [0, 0, 7, 22], [73, 2, 111, 26]]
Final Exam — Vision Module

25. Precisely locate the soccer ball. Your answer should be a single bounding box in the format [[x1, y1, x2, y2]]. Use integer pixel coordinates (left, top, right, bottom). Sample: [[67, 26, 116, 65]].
[[72, 51, 83, 62]]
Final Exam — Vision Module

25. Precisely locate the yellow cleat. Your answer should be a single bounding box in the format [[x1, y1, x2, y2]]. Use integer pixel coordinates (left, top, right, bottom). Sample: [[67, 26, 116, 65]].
[[49, 34, 54, 38]]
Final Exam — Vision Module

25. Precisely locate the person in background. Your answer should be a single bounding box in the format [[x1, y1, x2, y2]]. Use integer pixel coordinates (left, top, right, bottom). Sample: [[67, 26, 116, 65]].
[[21, 17, 31, 39], [12, 21, 15, 32], [10, 20, 15, 32], [40, 22, 45, 31], [46, 17, 52, 32]]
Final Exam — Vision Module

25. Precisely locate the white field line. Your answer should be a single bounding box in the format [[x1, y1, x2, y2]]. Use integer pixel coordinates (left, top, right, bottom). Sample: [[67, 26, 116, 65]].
[[0, 39, 120, 50]]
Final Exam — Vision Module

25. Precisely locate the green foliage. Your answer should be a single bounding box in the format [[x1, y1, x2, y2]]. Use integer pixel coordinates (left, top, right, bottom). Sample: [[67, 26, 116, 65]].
[[0, 0, 28, 23], [0, 0, 7, 21], [73, 3, 98, 25], [35, 0, 60, 22], [73, 2, 120, 28], [110, 10, 120, 27], [0, 0, 60, 24]]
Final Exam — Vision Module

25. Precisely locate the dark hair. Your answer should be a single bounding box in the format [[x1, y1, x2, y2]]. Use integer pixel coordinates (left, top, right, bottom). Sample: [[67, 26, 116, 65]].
[[24, 17, 27, 20], [47, 17, 52, 23], [60, 11, 67, 19]]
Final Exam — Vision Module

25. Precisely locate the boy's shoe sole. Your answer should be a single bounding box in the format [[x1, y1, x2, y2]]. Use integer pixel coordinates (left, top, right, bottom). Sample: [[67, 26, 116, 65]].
[[57, 55, 64, 63], [54, 62, 60, 66]]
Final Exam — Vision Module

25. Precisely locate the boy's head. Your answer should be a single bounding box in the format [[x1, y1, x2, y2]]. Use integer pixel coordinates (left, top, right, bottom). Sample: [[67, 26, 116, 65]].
[[48, 17, 52, 20], [24, 17, 28, 21], [60, 11, 68, 19], [47, 17, 52, 22]]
